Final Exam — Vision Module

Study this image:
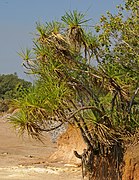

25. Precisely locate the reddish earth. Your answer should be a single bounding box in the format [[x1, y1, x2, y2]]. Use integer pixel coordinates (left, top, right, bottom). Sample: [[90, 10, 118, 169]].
[[50, 125, 86, 165], [122, 143, 139, 180]]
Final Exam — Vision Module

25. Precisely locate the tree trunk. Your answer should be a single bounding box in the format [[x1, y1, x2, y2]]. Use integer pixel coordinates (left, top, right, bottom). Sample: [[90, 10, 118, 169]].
[[74, 143, 124, 180]]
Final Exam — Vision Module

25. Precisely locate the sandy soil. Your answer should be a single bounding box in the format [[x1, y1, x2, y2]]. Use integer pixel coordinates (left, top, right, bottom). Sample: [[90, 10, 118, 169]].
[[0, 114, 82, 180]]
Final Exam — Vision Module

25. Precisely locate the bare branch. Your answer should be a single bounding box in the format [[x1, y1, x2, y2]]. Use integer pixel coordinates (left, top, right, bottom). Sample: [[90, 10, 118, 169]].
[[67, 106, 103, 120], [37, 122, 64, 132], [128, 87, 139, 113]]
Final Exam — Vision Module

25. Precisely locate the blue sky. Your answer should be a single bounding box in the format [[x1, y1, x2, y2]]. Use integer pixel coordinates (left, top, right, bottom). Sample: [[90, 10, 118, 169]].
[[0, 0, 124, 81]]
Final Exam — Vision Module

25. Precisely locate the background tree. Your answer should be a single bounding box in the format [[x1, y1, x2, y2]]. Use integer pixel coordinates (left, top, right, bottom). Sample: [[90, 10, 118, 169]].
[[10, 0, 139, 179], [0, 73, 32, 112]]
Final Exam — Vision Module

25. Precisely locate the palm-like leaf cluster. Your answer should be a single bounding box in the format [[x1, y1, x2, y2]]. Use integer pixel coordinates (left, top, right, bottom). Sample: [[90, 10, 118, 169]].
[[10, 5, 139, 179]]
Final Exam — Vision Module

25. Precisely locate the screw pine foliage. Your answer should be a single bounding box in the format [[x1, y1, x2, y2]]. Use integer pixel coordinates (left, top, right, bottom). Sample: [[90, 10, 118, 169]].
[[10, 1, 139, 179]]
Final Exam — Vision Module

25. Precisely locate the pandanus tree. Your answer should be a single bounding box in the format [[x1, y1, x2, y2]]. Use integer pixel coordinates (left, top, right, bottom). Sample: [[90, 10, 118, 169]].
[[10, 1, 139, 179]]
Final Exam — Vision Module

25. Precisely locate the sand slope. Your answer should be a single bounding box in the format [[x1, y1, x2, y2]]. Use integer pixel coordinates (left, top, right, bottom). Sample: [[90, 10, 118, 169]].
[[0, 114, 82, 180]]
